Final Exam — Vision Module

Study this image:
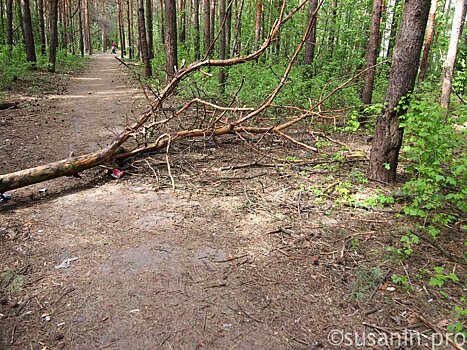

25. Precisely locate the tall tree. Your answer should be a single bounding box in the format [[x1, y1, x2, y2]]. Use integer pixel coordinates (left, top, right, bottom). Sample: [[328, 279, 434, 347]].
[[418, 0, 439, 83], [165, 0, 178, 82], [204, 0, 211, 55], [83, 0, 92, 54], [20, 0, 36, 63], [361, 0, 384, 104], [137, 0, 152, 77], [254, 0, 262, 49], [179, 0, 186, 42], [368, 0, 431, 182], [193, 0, 201, 58], [48, 0, 59, 72], [159, 0, 165, 44], [38, 0, 46, 55], [146, 0, 154, 59], [328, 0, 338, 58], [232, 0, 243, 56], [304, 0, 318, 65], [440, 0, 466, 108], [118, 0, 127, 57], [210, 0, 215, 45], [219, 0, 226, 93], [78, 0, 85, 56], [6, 0, 13, 49], [127, 0, 134, 58]]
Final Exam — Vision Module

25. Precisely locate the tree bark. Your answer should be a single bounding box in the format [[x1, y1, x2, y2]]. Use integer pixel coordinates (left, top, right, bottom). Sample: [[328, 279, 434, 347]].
[[118, 0, 127, 57], [159, 0, 165, 44], [386, 0, 400, 58], [38, 0, 46, 55], [210, 0, 216, 46], [127, 0, 134, 59], [368, 0, 431, 183], [232, 0, 243, 56], [137, 0, 152, 77], [440, 0, 466, 108], [78, 0, 85, 56], [204, 0, 210, 55], [418, 0, 439, 83], [146, 0, 154, 59], [20, 0, 36, 63], [83, 0, 92, 54], [219, 0, 226, 93], [48, 0, 58, 72], [165, 0, 178, 82], [328, 0, 337, 58], [179, 0, 186, 42], [361, 0, 383, 105], [304, 0, 318, 65], [6, 0, 13, 49], [194, 0, 200, 58], [254, 0, 262, 50]]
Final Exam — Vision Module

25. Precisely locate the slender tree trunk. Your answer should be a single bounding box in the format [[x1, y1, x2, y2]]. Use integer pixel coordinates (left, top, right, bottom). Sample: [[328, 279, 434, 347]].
[[362, 0, 383, 105], [254, 0, 262, 50], [304, 0, 318, 65], [78, 0, 85, 56], [210, 0, 215, 46], [179, 0, 186, 42], [368, 0, 431, 183], [194, 0, 200, 58], [219, 0, 226, 93], [204, 0, 210, 55], [146, 0, 154, 59], [328, 0, 337, 58], [232, 0, 243, 56], [60, 0, 68, 50], [418, 0, 439, 83], [440, 0, 466, 108], [48, 0, 58, 72], [386, 0, 400, 58], [165, 0, 178, 82], [38, 0, 46, 55], [138, 0, 152, 77], [83, 0, 92, 54], [118, 0, 126, 58], [444, 0, 451, 13], [0, 0, 4, 45], [159, 0, 165, 44], [20, 0, 36, 63], [6, 0, 13, 49], [225, 0, 232, 55], [68, 0, 76, 54], [127, 0, 134, 58]]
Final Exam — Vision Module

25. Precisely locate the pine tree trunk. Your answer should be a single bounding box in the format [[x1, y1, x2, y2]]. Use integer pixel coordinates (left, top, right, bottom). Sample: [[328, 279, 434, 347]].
[[38, 0, 46, 55], [6, 0, 13, 49], [440, 0, 466, 108], [386, 0, 400, 58], [127, 0, 134, 59], [159, 0, 165, 44], [165, 0, 178, 82], [225, 0, 232, 55], [83, 0, 92, 54], [232, 0, 243, 56], [368, 0, 431, 183], [48, 0, 58, 72], [146, 0, 154, 59], [204, 0, 210, 55], [254, 0, 262, 50], [210, 0, 215, 46], [179, 0, 186, 42], [137, 0, 152, 77], [418, 0, 439, 83], [304, 0, 318, 65], [194, 0, 200, 58], [21, 0, 36, 63], [219, 0, 226, 93], [78, 0, 85, 56], [361, 0, 383, 105], [118, 0, 126, 57]]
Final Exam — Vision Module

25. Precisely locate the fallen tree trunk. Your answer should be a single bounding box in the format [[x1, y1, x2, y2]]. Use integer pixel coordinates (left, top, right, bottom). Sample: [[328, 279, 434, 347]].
[[0, 1, 310, 194]]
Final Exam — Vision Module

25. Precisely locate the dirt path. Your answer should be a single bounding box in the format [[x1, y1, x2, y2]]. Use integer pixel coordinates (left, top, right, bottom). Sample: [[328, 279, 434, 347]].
[[0, 54, 457, 349]]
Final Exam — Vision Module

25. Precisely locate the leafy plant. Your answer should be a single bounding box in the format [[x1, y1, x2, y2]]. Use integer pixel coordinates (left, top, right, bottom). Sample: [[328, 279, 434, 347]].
[[428, 266, 459, 287]]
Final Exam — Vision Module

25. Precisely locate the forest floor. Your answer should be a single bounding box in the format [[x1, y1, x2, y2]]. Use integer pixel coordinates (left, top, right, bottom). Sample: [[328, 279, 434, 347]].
[[0, 53, 465, 350]]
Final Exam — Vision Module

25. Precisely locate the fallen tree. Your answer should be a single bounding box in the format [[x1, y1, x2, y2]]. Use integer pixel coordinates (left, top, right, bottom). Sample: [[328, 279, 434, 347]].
[[1, 0, 367, 194]]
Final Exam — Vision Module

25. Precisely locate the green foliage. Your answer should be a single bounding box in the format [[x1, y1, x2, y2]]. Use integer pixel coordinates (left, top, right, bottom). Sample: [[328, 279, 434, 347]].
[[400, 91, 467, 227], [0, 269, 25, 294], [428, 266, 459, 287], [386, 232, 420, 258], [391, 274, 410, 291], [350, 267, 384, 301], [0, 46, 31, 89]]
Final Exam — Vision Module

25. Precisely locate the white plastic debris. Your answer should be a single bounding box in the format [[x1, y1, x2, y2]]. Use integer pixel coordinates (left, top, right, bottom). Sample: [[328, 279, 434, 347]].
[[55, 257, 78, 269]]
